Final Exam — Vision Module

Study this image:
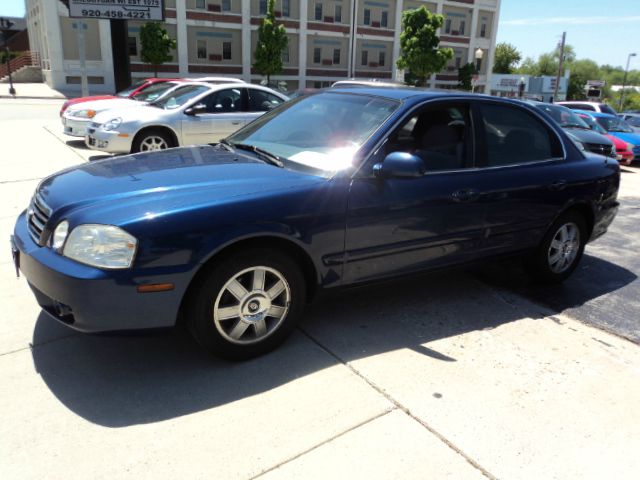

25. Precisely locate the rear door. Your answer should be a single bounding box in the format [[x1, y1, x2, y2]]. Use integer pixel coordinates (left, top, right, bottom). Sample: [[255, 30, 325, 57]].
[[245, 88, 287, 123], [470, 100, 585, 254], [181, 87, 247, 144]]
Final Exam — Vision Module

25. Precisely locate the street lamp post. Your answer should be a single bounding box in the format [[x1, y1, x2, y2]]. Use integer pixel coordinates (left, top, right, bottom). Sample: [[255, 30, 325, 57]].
[[619, 52, 637, 111], [0, 17, 17, 95], [473, 48, 483, 93]]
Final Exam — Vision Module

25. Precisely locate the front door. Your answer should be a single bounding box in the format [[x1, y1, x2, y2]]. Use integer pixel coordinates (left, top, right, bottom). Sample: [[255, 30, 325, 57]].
[[344, 101, 485, 284], [181, 87, 247, 145]]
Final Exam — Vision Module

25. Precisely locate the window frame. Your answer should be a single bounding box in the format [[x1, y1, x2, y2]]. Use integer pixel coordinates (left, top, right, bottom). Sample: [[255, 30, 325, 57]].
[[259, 0, 267, 15], [222, 41, 232, 60], [282, 0, 290, 17], [196, 0, 206, 9], [196, 39, 207, 60], [333, 48, 341, 65], [334, 4, 342, 23], [356, 98, 477, 178], [313, 47, 321, 64], [378, 50, 385, 67], [472, 99, 567, 170], [315, 2, 323, 21], [221, 0, 231, 12], [127, 36, 137, 56], [361, 50, 368, 66], [363, 9, 371, 25]]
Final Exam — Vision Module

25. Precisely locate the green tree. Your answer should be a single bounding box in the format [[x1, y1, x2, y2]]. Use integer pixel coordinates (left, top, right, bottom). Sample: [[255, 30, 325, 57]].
[[253, 0, 288, 86], [566, 59, 600, 100], [139, 22, 177, 77], [493, 42, 521, 74], [457, 63, 475, 91], [396, 6, 453, 87]]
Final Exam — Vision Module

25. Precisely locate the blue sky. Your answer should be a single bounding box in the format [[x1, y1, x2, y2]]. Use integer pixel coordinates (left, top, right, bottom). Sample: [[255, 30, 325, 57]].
[[1, 0, 638, 69], [497, 0, 640, 69]]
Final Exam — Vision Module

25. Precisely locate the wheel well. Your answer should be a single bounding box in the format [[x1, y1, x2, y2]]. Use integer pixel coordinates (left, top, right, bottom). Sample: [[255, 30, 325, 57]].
[[132, 126, 179, 150], [178, 237, 319, 323], [564, 203, 595, 238]]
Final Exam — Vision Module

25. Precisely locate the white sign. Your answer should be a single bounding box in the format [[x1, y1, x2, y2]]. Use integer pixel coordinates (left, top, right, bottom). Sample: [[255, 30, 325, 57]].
[[69, 0, 164, 21], [586, 79, 606, 87]]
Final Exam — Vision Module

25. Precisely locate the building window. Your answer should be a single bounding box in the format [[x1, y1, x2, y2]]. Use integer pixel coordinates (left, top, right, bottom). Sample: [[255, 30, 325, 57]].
[[381, 11, 388, 28], [378, 51, 385, 67], [459, 20, 465, 36], [455, 56, 461, 68], [259, 0, 267, 15], [127, 36, 137, 56], [313, 47, 321, 63], [197, 39, 207, 59], [221, 0, 231, 11], [315, 2, 323, 21], [480, 20, 487, 37], [333, 48, 340, 64], [196, 0, 205, 9], [335, 5, 342, 23], [282, 46, 289, 63], [363, 9, 371, 25], [361, 50, 368, 66], [283, 0, 290, 17], [445, 18, 451, 34], [223, 42, 232, 60]]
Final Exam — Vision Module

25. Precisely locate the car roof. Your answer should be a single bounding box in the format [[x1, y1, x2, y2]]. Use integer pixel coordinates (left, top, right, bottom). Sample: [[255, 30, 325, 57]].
[[321, 85, 488, 102], [182, 76, 245, 84]]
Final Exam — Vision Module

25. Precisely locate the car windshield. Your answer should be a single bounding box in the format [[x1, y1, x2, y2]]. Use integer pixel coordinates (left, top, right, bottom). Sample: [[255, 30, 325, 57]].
[[116, 80, 147, 98], [596, 116, 634, 133], [150, 85, 210, 110], [536, 104, 590, 129], [131, 82, 178, 102], [577, 114, 607, 134], [625, 116, 640, 127], [227, 92, 400, 172]]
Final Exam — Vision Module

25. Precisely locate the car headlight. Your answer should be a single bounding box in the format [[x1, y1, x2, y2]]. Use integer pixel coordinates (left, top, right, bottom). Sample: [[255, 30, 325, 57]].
[[103, 118, 122, 131], [70, 109, 97, 118], [51, 220, 69, 251], [62, 224, 137, 269]]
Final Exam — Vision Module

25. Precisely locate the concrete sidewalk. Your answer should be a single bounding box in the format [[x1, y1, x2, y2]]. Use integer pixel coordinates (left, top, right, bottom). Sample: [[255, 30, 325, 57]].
[[0, 82, 67, 100], [1, 98, 639, 480]]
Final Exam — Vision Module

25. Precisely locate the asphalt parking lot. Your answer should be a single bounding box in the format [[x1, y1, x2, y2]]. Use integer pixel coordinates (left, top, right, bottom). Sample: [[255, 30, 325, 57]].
[[1, 98, 639, 479]]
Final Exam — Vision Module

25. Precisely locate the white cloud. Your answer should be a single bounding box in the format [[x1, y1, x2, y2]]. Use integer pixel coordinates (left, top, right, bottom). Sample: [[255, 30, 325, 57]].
[[502, 16, 640, 26]]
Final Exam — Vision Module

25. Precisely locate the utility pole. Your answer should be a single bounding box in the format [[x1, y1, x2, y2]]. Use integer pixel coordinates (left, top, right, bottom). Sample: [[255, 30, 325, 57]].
[[553, 31, 566, 103], [619, 52, 637, 111]]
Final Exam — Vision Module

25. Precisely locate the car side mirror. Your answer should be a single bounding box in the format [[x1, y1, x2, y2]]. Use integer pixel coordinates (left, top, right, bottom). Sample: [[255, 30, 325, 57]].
[[373, 152, 425, 178], [185, 103, 207, 116]]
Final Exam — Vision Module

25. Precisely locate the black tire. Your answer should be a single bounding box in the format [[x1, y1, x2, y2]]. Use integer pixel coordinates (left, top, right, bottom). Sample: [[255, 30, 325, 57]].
[[525, 211, 587, 284], [185, 248, 306, 360], [131, 129, 173, 153]]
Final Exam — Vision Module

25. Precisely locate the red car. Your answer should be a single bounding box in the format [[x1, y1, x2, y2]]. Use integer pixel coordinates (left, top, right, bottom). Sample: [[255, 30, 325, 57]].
[[59, 78, 179, 117], [576, 112, 634, 165]]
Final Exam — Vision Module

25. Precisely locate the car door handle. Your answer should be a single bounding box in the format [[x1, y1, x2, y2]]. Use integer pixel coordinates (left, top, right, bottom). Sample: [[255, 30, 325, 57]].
[[548, 180, 567, 191], [451, 189, 480, 202]]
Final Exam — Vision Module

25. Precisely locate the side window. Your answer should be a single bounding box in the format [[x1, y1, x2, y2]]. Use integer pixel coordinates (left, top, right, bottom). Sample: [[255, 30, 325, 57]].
[[383, 103, 474, 172], [479, 103, 562, 167], [248, 89, 284, 112], [201, 88, 243, 113]]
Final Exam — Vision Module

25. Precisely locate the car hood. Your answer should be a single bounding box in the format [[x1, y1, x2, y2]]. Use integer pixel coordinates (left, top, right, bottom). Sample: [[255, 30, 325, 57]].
[[563, 127, 614, 146], [37, 145, 324, 222], [606, 134, 628, 150], [92, 104, 173, 124], [609, 132, 640, 145], [65, 98, 143, 117]]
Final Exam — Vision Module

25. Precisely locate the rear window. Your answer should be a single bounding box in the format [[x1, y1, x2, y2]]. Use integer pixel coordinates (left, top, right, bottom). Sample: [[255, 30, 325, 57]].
[[599, 104, 617, 115]]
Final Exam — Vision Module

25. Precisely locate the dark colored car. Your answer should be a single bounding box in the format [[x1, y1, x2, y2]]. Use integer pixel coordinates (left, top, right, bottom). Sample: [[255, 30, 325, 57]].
[[11, 88, 620, 359], [527, 101, 616, 158]]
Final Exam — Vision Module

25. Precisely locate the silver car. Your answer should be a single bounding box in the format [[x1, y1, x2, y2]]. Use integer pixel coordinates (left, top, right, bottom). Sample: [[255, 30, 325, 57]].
[[86, 83, 288, 154]]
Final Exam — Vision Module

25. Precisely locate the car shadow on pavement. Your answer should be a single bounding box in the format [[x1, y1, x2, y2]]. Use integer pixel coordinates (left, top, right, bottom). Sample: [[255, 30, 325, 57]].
[[65, 140, 88, 150], [30, 258, 636, 428]]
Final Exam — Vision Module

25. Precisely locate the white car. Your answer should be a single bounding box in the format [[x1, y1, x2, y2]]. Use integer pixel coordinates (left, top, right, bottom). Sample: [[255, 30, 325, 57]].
[[556, 101, 617, 116], [85, 83, 288, 154], [62, 80, 184, 137]]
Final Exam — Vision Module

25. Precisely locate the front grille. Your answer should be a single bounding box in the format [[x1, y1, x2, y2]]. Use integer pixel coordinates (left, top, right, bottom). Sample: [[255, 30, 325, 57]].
[[28, 193, 52, 246], [585, 143, 614, 157]]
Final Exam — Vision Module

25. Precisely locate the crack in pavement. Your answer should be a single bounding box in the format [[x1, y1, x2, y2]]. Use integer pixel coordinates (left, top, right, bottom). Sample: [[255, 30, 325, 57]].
[[249, 408, 396, 479], [295, 327, 498, 480]]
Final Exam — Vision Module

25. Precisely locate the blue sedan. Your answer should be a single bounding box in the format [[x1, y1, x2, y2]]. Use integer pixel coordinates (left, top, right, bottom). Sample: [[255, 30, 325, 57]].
[[11, 88, 620, 359]]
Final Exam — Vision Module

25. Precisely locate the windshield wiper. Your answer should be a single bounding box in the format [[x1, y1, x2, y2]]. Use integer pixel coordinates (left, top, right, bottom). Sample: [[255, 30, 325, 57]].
[[230, 143, 284, 168], [217, 138, 234, 152]]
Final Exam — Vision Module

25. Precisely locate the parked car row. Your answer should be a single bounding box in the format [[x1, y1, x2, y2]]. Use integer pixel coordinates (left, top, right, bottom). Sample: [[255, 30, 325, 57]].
[[61, 77, 288, 154], [15, 85, 620, 359]]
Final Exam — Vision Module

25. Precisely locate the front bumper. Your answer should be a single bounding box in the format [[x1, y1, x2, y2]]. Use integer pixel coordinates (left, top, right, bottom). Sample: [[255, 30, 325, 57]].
[[12, 212, 189, 333], [62, 116, 91, 137], [85, 126, 133, 154]]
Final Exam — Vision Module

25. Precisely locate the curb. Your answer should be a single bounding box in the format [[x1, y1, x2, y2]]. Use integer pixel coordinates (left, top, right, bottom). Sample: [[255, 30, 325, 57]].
[[0, 95, 67, 100]]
